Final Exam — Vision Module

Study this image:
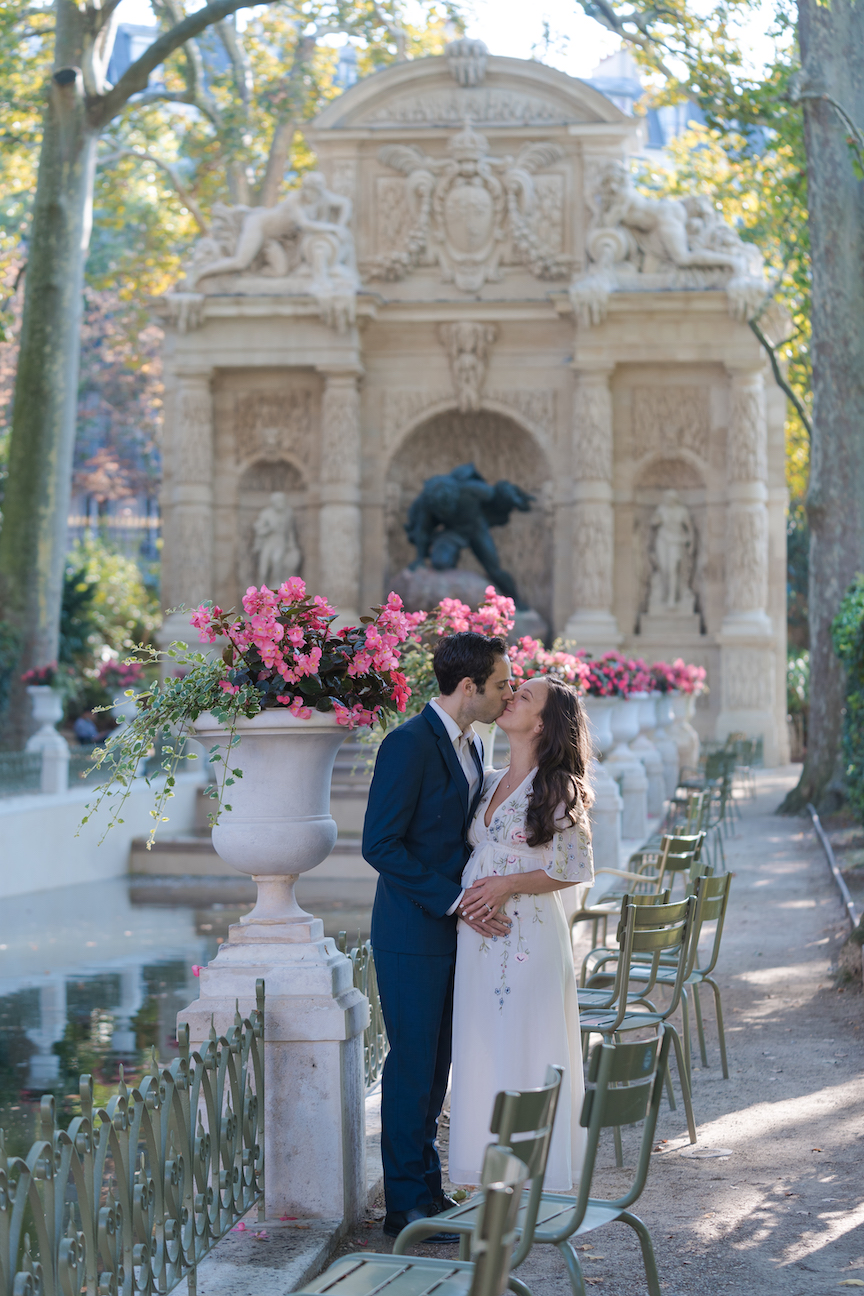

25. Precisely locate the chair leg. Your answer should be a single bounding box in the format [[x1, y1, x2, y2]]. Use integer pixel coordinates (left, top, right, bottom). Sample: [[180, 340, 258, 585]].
[[706, 975, 729, 1079], [680, 987, 693, 1089], [508, 1277, 533, 1296], [557, 1241, 588, 1296], [693, 982, 709, 1068], [664, 1062, 677, 1112], [459, 1232, 471, 1261], [667, 1024, 697, 1144], [618, 1210, 662, 1296], [613, 1122, 624, 1168]]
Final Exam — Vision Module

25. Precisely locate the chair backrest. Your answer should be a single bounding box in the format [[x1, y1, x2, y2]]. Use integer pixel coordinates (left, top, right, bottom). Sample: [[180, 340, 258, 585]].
[[616, 894, 696, 1016], [488, 1064, 562, 1267], [689, 871, 732, 977], [563, 1030, 673, 1234], [468, 1147, 530, 1296]]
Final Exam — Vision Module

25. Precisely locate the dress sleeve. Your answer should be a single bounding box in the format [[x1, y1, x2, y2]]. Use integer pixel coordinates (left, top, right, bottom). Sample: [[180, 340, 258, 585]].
[[543, 813, 595, 884]]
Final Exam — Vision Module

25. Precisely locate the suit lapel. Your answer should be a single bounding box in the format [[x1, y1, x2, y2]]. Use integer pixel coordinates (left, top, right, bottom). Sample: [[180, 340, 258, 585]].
[[423, 705, 470, 824]]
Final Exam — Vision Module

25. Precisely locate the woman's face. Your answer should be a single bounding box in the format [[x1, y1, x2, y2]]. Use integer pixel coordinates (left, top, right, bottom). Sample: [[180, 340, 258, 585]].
[[497, 677, 548, 742]]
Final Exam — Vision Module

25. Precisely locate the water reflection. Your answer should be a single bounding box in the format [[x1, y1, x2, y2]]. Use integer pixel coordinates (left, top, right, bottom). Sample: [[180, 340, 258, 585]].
[[0, 873, 373, 1145]]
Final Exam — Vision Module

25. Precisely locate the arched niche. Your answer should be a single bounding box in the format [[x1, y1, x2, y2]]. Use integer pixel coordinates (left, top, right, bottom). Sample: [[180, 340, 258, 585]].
[[632, 456, 706, 626], [236, 458, 307, 591], [386, 409, 553, 624]]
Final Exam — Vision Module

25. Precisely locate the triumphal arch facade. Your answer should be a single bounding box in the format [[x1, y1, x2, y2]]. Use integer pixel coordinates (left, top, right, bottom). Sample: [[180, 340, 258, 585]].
[[158, 39, 789, 762]]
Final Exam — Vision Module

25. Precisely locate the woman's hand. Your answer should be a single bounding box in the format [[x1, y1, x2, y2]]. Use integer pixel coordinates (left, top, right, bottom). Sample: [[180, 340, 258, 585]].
[[460, 874, 517, 922]]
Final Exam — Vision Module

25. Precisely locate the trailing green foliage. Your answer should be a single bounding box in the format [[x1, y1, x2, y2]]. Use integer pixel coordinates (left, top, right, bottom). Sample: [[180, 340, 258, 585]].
[[831, 576, 864, 820]]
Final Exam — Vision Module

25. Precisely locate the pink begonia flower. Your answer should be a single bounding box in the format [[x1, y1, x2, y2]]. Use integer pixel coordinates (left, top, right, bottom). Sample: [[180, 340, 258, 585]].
[[276, 694, 312, 719], [218, 680, 240, 696], [232, 1222, 247, 1233], [278, 577, 306, 602]]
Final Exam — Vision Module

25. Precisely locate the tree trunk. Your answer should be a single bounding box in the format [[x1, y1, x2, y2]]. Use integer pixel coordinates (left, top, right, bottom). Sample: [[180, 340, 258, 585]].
[[780, 0, 864, 812], [0, 48, 95, 746]]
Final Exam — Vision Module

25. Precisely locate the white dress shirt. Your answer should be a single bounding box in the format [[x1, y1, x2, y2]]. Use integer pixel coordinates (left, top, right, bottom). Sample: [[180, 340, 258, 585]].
[[429, 698, 483, 916]]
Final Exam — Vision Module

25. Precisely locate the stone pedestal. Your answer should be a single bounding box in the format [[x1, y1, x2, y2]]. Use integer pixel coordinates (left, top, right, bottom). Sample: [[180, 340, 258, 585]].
[[588, 758, 623, 874], [640, 612, 702, 638], [178, 709, 369, 1223], [319, 368, 363, 624], [25, 687, 69, 795]]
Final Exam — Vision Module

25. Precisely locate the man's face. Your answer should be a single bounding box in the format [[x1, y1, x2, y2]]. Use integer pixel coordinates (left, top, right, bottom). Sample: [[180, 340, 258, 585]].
[[471, 655, 514, 724]]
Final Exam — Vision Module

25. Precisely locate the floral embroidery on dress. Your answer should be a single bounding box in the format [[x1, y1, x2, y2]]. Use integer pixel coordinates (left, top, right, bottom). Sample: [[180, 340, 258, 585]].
[[464, 768, 593, 1012]]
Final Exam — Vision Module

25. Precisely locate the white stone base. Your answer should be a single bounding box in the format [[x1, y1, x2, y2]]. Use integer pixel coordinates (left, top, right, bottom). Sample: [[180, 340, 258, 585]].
[[561, 610, 622, 655], [178, 924, 368, 1224]]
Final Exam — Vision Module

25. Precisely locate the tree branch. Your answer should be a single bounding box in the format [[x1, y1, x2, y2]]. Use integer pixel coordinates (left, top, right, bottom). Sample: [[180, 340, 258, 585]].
[[749, 317, 813, 439], [217, 15, 253, 108], [99, 144, 210, 232], [93, 0, 281, 127]]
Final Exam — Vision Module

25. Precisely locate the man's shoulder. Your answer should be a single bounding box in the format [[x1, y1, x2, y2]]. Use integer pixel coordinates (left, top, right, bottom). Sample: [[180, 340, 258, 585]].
[[380, 709, 435, 749]]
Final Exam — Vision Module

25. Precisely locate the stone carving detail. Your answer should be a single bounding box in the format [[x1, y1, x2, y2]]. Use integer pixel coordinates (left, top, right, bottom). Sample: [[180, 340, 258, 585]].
[[573, 503, 614, 610], [329, 159, 357, 199], [728, 381, 768, 482], [487, 389, 556, 439], [648, 490, 696, 614], [439, 322, 497, 412], [570, 160, 766, 326], [724, 649, 774, 710], [382, 386, 555, 449], [164, 510, 212, 606], [632, 387, 710, 462], [358, 89, 566, 128], [181, 173, 359, 331], [367, 125, 572, 288], [726, 506, 768, 612], [234, 391, 313, 466], [174, 384, 213, 483], [321, 377, 361, 485], [382, 390, 449, 448], [252, 492, 302, 588], [319, 504, 360, 609], [445, 37, 489, 87], [574, 378, 612, 481]]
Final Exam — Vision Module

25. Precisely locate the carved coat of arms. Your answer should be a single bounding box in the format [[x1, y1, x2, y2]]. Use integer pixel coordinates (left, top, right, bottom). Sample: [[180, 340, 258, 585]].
[[367, 124, 572, 291]]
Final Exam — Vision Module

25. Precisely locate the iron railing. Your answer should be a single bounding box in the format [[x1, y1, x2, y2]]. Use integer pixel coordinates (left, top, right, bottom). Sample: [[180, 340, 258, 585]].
[[0, 751, 42, 798], [0, 981, 264, 1296], [337, 936, 388, 1089]]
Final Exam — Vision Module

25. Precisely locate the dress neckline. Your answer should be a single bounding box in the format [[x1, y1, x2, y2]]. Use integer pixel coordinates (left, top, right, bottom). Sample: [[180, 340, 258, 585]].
[[483, 766, 538, 829]]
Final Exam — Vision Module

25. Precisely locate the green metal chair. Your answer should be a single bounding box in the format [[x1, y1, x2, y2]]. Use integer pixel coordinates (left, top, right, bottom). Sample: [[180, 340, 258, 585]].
[[579, 895, 699, 1154], [396, 1034, 673, 1296], [295, 1146, 530, 1296], [393, 1065, 563, 1284]]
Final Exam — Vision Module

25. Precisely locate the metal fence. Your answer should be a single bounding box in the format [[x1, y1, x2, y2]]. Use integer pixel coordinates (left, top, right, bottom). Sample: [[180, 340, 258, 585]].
[[0, 980, 264, 1296], [0, 750, 43, 797], [337, 935, 388, 1089]]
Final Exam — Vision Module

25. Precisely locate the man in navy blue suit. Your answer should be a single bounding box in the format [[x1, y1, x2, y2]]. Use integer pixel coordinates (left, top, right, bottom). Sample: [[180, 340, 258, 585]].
[[362, 632, 514, 1239]]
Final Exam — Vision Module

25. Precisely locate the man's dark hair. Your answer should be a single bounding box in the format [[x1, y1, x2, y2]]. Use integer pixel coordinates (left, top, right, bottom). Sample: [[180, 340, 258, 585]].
[[433, 632, 508, 696]]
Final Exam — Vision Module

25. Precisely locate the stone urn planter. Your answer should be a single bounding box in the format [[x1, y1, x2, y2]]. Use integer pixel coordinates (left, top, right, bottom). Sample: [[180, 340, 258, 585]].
[[25, 685, 69, 794], [607, 696, 642, 765], [582, 695, 616, 758], [652, 693, 681, 797], [628, 692, 666, 817], [671, 692, 701, 773], [193, 707, 348, 938]]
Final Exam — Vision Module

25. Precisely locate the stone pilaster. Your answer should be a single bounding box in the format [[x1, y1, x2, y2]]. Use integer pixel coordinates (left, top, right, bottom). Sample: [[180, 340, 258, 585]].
[[318, 368, 362, 621], [717, 365, 778, 762], [563, 365, 622, 650], [159, 366, 215, 651], [722, 367, 772, 636]]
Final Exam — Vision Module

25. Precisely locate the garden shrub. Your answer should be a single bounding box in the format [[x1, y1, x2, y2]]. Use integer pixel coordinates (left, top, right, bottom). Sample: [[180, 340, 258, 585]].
[[832, 575, 864, 821]]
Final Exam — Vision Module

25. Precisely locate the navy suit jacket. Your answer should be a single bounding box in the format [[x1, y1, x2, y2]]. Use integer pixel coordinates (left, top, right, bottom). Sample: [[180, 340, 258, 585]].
[[363, 704, 484, 956]]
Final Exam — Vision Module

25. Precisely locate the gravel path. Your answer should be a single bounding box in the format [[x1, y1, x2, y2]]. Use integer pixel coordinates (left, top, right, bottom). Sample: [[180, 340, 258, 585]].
[[333, 767, 864, 1295]]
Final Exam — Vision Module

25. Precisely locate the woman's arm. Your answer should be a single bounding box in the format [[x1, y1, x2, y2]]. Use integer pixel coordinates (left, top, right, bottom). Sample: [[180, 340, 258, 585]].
[[460, 870, 573, 921]]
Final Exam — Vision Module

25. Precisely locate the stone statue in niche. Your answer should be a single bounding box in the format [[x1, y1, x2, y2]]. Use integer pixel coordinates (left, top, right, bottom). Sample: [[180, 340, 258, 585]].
[[186, 173, 359, 330], [252, 492, 302, 589], [405, 463, 533, 607], [570, 160, 766, 327], [367, 124, 572, 288], [648, 490, 696, 615]]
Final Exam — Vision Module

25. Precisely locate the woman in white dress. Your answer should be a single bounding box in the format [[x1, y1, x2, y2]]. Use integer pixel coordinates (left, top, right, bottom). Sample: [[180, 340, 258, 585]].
[[448, 675, 595, 1191]]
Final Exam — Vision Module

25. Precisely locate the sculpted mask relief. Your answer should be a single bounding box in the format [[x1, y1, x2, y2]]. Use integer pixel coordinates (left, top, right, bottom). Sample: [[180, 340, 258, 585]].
[[570, 160, 766, 326], [366, 124, 572, 290], [439, 322, 497, 412]]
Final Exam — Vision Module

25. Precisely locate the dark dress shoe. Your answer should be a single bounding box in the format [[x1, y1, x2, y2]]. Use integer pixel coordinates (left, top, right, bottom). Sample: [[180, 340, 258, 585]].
[[382, 1205, 460, 1244], [430, 1194, 459, 1214]]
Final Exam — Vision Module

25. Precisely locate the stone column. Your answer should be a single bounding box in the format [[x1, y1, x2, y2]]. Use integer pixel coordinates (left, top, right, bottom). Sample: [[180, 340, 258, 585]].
[[318, 368, 362, 622], [564, 366, 622, 651], [717, 366, 778, 761], [722, 367, 772, 637], [160, 366, 215, 648]]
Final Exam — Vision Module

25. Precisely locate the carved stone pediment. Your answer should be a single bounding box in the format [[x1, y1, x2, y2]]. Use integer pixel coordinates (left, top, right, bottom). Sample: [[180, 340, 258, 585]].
[[365, 125, 572, 290]]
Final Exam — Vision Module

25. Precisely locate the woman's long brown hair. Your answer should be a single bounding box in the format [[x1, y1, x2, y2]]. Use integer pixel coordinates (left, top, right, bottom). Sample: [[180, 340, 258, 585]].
[[525, 676, 594, 848]]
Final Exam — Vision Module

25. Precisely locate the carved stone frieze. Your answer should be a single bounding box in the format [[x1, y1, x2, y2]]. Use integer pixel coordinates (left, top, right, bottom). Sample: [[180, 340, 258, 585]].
[[726, 505, 769, 613], [572, 502, 614, 611], [366, 125, 572, 289], [174, 384, 213, 484], [486, 389, 556, 439], [439, 322, 497, 413], [357, 89, 568, 128], [723, 648, 774, 711], [728, 378, 768, 483], [321, 375, 361, 486], [381, 390, 449, 449], [234, 392, 313, 467], [631, 387, 710, 462], [573, 377, 612, 481]]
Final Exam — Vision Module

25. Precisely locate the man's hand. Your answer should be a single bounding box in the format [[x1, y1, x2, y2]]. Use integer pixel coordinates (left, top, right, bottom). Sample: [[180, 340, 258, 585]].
[[461, 911, 511, 938]]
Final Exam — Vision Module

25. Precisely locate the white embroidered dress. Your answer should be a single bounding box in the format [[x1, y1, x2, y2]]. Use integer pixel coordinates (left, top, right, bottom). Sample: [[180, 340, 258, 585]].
[[448, 767, 594, 1191]]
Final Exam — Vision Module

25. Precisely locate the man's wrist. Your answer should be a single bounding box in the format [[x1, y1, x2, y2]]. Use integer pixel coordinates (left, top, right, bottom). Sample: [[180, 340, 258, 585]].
[[446, 889, 465, 917]]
